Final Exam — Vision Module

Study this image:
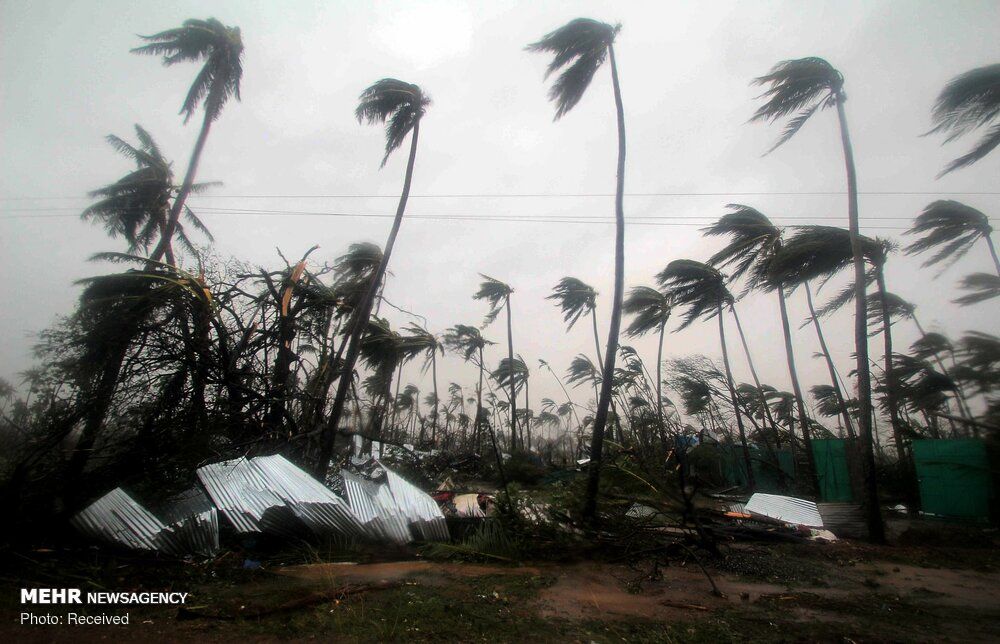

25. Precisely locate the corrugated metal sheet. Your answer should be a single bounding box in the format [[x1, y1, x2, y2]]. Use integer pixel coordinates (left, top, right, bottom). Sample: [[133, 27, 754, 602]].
[[340, 470, 412, 544], [197, 455, 365, 539], [157, 488, 220, 557], [381, 463, 450, 542], [71, 487, 220, 558], [745, 493, 824, 527], [454, 494, 486, 518], [72, 488, 166, 552]]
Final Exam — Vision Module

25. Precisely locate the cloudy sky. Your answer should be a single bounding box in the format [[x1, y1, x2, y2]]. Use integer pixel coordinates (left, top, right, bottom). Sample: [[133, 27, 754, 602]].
[[1, 0, 997, 432]]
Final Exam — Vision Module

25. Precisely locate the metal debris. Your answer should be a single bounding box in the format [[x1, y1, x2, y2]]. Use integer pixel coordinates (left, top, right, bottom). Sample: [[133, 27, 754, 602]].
[[197, 455, 366, 539], [71, 487, 220, 557], [340, 469, 412, 544], [745, 493, 824, 528], [453, 494, 486, 518], [382, 464, 450, 541]]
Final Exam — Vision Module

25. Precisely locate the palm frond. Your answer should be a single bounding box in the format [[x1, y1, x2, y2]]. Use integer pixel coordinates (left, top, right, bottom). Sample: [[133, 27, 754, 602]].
[[904, 200, 992, 270], [750, 57, 843, 152], [622, 286, 671, 337], [953, 272, 1000, 306], [547, 276, 597, 330], [527, 18, 619, 119], [356, 79, 430, 166], [927, 64, 1000, 175], [656, 260, 729, 330]]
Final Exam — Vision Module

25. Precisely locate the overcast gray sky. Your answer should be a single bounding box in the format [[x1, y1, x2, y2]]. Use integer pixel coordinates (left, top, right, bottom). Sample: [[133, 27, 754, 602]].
[[1, 0, 998, 430]]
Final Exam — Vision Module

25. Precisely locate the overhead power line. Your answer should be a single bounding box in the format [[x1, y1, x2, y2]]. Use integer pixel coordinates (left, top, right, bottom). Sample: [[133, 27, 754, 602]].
[[1, 189, 999, 201]]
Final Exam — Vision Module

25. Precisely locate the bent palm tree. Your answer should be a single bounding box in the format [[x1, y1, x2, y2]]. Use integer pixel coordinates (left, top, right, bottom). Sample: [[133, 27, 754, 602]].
[[905, 201, 999, 275], [443, 324, 494, 451], [927, 64, 1000, 176], [548, 277, 604, 367], [400, 323, 444, 444], [317, 79, 430, 477], [752, 59, 883, 541], [474, 275, 518, 450], [658, 260, 755, 487], [622, 286, 672, 431], [703, 205, 817, 489], [529, 17, 626, 522], [132, 18, 243, 263]]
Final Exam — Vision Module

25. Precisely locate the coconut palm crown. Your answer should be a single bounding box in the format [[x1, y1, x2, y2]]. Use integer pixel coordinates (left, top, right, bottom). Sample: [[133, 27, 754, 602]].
[[355, 79, 431, 167], [750, 57, 844, 153], [703, 204, 782, 293], [656, 260, 731, 330], [132, 18, 244, 123], [904, 201, 995, 271], [547, 277, 598, 330], [526, 18, 620, 119], [927, 64, 1000, 176]]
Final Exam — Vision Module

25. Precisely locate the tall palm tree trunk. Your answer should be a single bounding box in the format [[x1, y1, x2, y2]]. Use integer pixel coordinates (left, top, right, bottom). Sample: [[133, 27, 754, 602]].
[[805, 282, 856, 437], [504, 298, 518, 451], [151, 108, 213, 264], [476, 347, 485, 452], [835, 98, 885, 543], [582, 43, 626, 523], [656, 320, 666, 430], [317, 121, 420, 478], [986, 235, 1000, 276], [775, 283, 819, 492], [729, 304, 784, 437], [431, 351, 439, 445], [718, 299, 755, 488], [875, 269, 907, 463]]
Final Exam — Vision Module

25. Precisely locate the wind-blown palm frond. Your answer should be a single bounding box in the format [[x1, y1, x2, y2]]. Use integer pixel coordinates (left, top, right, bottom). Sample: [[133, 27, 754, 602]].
[[132, 18, 244, 123], [622, 286, 671, 337], [910, 332, 954, 361], [443, 324, 493, 363], [400, 323, 444, 372], [656, 260, 730, 330], [904, 200, 993, 270], [927, 64, 1000, 175], [527, 18, 620, 119], [547, 277, 597, 330], [82, 125, 180, 252], [566, 354, 600, 388], [473, 274, 513, 326], [703, 204, 783, 293], [768, 225, 883, 288], [491, 357, 529, 394], [954, 272, 1000, 306], [750, 57, 844, 153], [356, 79, 430, 167], [333, 243, 383, 283]]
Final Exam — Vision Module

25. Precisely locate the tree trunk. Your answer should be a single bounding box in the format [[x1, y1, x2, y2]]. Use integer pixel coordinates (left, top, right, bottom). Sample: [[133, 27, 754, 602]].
[[656, 320, 665, 431], [431, 350, 439, 445], [835, 97, 885, 543], [986, 234, 1000, 277], [805, 281, 856, 438], [505, 297, 518, 452], [730, 303, 785, 441], [150, 109, 214, 263], [582, 43, 627, 523], [316, 120, 420, 478], [718, 299, 755, 489], [476, 347, 485, 452], [775, 282, 819, 492]]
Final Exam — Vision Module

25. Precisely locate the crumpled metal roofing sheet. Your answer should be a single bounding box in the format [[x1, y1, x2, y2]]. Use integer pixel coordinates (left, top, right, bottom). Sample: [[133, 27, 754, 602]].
[[340, 469, 412, 544], [745, 493, 824, 527], [454, 494, 486, 518], [382, 464, 450, 542], [197, 455, 365, 539], [71, 488, 166, 553], [71, 487, 221, 557]]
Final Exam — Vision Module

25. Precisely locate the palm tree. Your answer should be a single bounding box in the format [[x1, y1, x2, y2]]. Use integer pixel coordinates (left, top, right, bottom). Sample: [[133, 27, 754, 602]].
[[491, 356, 530, 449], [474, 275, 519, 451], [752, 58, 883, 541], [529, 18, 626, 522], [927, 64, 1000, 176], [317, 79, 430, 477], [905, 201, 999, 275], [443, 325, 494, 451], [703, 205, 818, 488], [132, 18, 243, 264], [548, 277, 604, 367], [400, 323, 444, 444], [622, 286, 672, 431], [657, 260, 755, 487], [955, 273, 1000, 306], [82, 125, 215, 263]]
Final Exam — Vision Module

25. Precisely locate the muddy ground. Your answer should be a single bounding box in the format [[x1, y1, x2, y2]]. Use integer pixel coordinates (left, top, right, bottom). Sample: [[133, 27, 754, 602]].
[[3, 526, 998, 643]]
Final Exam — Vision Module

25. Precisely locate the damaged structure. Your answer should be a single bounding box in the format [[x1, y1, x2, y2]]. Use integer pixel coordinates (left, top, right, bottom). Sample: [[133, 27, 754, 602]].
[[72, 455, 448, 556]]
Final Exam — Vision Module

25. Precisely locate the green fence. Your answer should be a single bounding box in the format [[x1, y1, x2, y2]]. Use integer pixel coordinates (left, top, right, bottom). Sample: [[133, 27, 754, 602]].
[[912, 439, 992, 520], [812, 439, 853, 502], [718, 444, 795, 493]]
